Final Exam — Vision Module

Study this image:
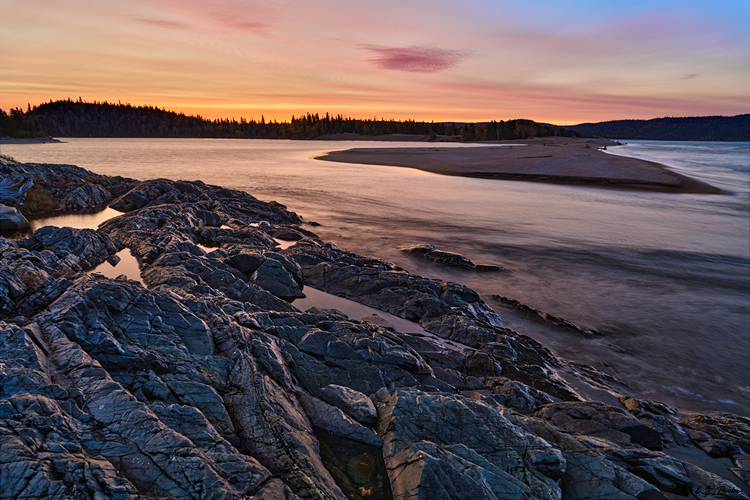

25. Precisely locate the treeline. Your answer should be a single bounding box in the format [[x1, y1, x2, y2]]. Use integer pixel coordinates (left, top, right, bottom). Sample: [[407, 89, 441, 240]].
[[0, 107, 46, 138], [569, 115, 750, 142], [24, 99, 579, 140]]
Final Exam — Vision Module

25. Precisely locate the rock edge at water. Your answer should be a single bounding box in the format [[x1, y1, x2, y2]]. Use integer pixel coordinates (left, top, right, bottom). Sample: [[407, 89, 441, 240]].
[[1, 157, 747, 500]]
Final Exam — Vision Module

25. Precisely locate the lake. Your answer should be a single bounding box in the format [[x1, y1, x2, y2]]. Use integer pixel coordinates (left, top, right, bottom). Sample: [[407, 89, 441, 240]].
[[4, 137, 748, 415]]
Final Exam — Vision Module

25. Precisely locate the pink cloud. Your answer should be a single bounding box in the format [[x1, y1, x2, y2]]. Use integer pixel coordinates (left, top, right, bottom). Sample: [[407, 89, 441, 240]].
[[363, 45, 463, 73], [135, 18, 191, 30], [211, 16, 268, 34]]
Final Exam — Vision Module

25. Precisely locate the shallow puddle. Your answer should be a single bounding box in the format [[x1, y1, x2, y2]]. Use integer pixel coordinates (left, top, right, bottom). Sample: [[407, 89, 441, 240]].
[[90, 248, 145, 285], [294, 286, 425, 335], [196, 242, 219, 253], [29, 206, 123, 232], [273, 237, 298, 249], [314, 430, 393, 500]]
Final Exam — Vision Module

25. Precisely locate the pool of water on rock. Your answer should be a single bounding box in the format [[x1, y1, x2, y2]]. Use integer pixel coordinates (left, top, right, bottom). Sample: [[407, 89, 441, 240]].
[[314, 430, 393, 500], [25, 209, 431, 335], [90, 248, 144, 284]]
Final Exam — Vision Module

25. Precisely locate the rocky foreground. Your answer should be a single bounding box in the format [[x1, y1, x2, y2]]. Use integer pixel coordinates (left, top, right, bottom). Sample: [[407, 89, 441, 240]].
[[0, 158, 748, 500]]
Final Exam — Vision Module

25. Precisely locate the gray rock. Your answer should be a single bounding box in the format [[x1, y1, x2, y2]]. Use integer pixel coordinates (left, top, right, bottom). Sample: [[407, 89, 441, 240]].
[[486, 378, 553, 414], [0, 203, 29, 231], [620, 397, 691, 448], [251, 257, 305, 299], [732, 455, 750, 488], [60, 182, 113, 211], [402, 244, 504, 271], [681, 414, 750, 454], [227, 251, 265, 274], [320, 384, 378, 425], [4, 162, 747, 500], [562, 451, 664, 500], [535, 401, 663, 450], [298, 392, 383, 447], [378, 389, 564, 500]]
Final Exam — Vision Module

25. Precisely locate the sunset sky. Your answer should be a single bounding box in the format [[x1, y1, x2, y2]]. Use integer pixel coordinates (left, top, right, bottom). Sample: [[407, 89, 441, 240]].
[[2, 0, 748, 124]]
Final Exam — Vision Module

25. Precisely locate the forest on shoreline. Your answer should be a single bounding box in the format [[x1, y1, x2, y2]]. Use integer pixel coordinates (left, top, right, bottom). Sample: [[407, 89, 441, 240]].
[[2, 99, 747, 141], [3, 99, 577, 141], [4, 99, 576, 141]]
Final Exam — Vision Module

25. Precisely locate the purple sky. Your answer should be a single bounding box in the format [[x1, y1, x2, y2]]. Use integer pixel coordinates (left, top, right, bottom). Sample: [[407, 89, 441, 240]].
[[2, 0, 748, 123]]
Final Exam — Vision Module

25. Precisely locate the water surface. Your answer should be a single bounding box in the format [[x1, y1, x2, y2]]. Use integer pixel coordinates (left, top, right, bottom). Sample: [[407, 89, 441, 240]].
[[5, 138, 748, 415]]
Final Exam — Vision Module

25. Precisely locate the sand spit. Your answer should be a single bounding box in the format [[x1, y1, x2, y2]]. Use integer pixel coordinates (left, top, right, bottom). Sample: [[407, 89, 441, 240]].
[[316, 139, 721, 194]]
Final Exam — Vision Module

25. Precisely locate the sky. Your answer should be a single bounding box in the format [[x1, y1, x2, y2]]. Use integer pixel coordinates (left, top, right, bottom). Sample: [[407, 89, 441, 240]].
[[1, 0, 749, 124]]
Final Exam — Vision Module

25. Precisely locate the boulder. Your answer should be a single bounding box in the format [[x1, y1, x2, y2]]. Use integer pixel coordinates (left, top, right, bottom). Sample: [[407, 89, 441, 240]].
[[562, 452, 665, 500], [320, 384, 378, 425], [0, 204, 29, 231], [298, 392, 383, 447], [535, 401, 663, 450], [378, 389, 565, 500], [59, 182, 113, 211], [402, 244, 503, 271], [251, 258, 305, 299]]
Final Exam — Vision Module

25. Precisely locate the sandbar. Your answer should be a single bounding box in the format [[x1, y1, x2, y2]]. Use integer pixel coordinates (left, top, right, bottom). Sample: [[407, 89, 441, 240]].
[[315, 138, 721, 194]]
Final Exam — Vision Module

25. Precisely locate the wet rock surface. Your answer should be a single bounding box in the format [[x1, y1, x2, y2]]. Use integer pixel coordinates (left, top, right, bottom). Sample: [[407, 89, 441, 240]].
[[1, 160, 747, 500], [1, 157, 136, 217], [402, 243, 504, 271]]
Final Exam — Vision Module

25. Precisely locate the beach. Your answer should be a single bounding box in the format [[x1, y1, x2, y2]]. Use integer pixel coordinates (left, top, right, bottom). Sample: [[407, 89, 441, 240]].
[[316, 138, 722, 194]]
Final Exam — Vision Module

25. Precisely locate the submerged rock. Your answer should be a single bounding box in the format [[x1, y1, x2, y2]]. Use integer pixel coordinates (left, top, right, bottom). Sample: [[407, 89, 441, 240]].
[[402, 243, 504, 271]]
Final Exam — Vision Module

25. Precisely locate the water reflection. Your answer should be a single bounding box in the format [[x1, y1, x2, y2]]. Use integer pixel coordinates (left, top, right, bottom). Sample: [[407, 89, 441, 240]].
[[90, 248, 144, 285], [294, 286, 425, 335], [315, 430, 393, 500], [29, 206, 123, 232]]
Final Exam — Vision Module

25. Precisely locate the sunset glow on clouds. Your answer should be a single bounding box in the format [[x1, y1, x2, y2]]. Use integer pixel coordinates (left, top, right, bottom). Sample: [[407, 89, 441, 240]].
[[1, 0, 748, 123]]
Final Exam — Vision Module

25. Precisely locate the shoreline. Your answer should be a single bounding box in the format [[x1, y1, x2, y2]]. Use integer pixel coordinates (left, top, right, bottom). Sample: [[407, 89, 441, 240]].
[[0, 136, 62, 144], [315, 139, 722, 194]]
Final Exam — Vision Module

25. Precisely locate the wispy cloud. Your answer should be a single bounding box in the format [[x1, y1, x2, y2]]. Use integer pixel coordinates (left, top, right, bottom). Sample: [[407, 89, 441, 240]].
[[680, 73, 699, 79], [211, 16, 269, 35], [363, 45, 463, 73], [135, 18, 191, 30]]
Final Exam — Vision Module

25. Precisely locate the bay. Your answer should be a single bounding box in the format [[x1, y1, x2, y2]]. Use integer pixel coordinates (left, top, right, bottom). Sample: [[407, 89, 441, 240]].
[[4, 137, 748, 415]]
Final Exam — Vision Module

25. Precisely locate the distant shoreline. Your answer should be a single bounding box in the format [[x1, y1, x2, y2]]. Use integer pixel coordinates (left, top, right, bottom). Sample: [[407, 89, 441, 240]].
[[316, 138, 722, 194], [0, 136, 62, 144]]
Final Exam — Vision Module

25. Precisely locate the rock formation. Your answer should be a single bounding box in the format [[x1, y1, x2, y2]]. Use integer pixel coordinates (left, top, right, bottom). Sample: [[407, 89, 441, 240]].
[[0, 204, 29, 232], [1, 157, 747, 499], [402, 244, 503, 271]]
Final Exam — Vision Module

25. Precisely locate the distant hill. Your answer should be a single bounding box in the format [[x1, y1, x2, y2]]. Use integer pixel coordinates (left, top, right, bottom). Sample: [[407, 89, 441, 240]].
[[23, 99, 579, 141], [568, 115, 750, 141]]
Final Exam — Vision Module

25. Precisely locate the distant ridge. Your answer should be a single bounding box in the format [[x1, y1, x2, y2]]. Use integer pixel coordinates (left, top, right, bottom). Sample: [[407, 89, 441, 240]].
[[568, 114, 750, 142]]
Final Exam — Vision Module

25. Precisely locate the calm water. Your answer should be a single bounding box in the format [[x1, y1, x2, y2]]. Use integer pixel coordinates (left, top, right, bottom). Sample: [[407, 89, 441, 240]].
[[5, 138, 749, 415]]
